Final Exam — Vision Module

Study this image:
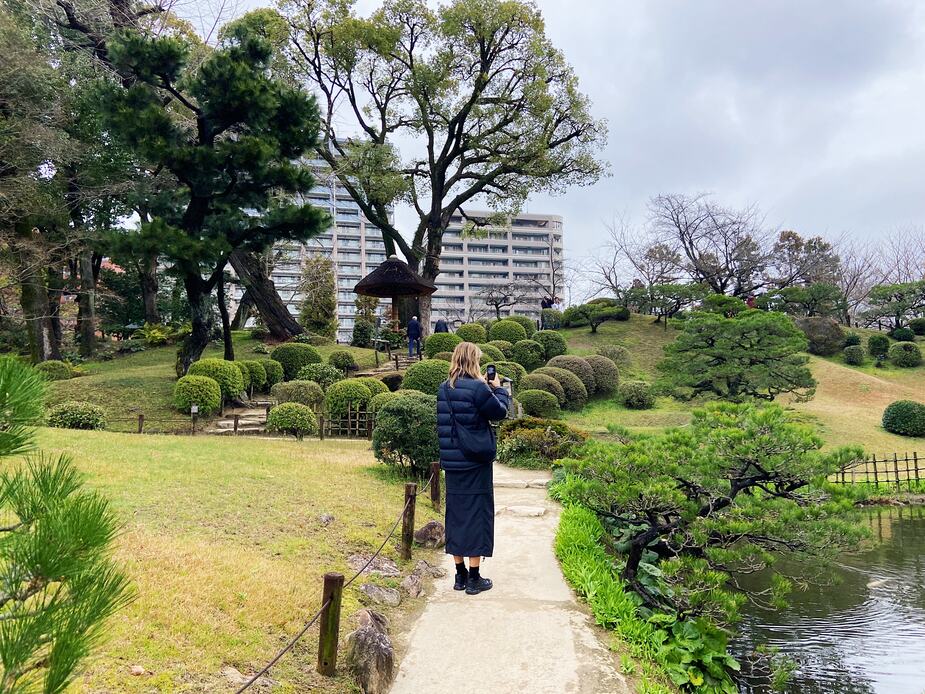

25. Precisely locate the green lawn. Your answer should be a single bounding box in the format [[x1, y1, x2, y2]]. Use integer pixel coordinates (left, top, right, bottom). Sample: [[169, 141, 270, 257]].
[[39, 429, 438, 693]]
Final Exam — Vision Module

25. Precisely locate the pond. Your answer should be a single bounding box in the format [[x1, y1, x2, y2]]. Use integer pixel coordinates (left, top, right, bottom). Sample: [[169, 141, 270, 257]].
[[732, 506, 925, 693]]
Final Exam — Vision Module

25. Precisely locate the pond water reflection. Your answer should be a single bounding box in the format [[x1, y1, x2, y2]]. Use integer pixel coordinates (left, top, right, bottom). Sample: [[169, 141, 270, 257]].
[[732, 506, 925, 693]]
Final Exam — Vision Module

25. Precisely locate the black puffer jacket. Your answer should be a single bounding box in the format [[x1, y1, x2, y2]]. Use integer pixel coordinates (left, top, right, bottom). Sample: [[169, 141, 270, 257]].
[[437, 376, 510, 471]]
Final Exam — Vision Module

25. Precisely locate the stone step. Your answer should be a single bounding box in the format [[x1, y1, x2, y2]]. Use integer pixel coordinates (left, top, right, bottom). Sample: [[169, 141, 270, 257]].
[[208, 426, 266, 436], [495, 505, 547, 517], [214, 418, 264, 430]]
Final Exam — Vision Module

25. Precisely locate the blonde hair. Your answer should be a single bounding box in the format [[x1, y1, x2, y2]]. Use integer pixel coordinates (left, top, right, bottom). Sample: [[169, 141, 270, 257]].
[[448, 342, 482, 387]]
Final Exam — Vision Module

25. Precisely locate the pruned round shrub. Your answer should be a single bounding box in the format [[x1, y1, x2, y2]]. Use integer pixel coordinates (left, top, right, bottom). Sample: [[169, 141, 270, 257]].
[[235, 362, 251, 391], [456, 323, 487, 343], [585, 355, 619, 394], [261, 359, 284, 388], [270, 380, 325, 408], [534, 366, 587, 411], [356, 377, 389, 396], [328, 349, 358, 373], [546, 355, 596, 395], [249, 325, 269, 340], [868, 334, 890, 358], [520, 373, 565, 406], [488, 361, 527, 390], [488, 340, 514, 358], [379, 371, 403, 392], [351, 319, 375, 348], [619, 381, 655, 410], [433, 351, 453, 361], [424, 333, 462, 358], [35, 360, 74, 381], [506, 315, 536, 338], [795, 317, 845, 356], [882, 400, 925, 437], [488, 319, 527, 344], [400, 359, 450, 395], [267, 402, 318, 440], [297, 363, 345, 391], [910, 318, 925, 336], [843, 345, 865, 366], [252, 343, 271, 355], [46, 401, 107, 430], [325, 379, 373, 416], [373, 392, 440, 475], [889, 342, 923, 368], [188, 358, 245, 401], [476, 343, 505, 363], [890, 327, 916, 342], [596, 344, 631, 369], [844, 333, 862, 347], [271, 343, 322, 380], [518, 390, 560, 418], [240, 360, 268, 391], [369, 391, 400, 414], [174, 375, 221, 415], [541, 308, 562, 330], [511, 339, 545, 371], [532, 330, 567, 360]]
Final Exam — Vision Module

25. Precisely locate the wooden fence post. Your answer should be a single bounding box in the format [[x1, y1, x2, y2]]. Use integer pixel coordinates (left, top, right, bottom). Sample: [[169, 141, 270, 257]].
[[872, 454, 879, 488], [394, 354, 399, 370], [233, 413, 240, 435], [915, 452, 920, 485], [375, 349, 380, 367], [400, 483, 417, 560], [366, 409, 373, 440], [137, 414, 145, 434], [265, 404, 271, 420], [894, 453, 901, 491], [316, 572, 345, 676], [430, 462, 441, 512], [191, 413, 197, 435], [319, 414, 325, 441]]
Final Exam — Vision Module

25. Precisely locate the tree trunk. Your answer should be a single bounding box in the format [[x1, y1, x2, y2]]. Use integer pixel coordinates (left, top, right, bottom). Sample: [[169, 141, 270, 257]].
[[228, 250, 302, 340], [231, 288, 254, 329], [77, 250, 98, 357], [217, 277, 234, 361], [46, 267, 63, 350], [140, 255, 160, 324], [176, 275, 213, 376], [21, 273, 62, 363]]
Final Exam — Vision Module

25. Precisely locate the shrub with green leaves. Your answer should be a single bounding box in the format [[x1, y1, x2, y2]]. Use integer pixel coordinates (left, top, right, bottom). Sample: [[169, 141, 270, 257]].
[[187, 358, 245, 401], [511, 339, 545, 371], [547, 355, 596, 395], [252, 343, 271, 354], [424, 332, 462, 358], [271, 343, 322, 380], [35, 359, 74, 381], [843, 345, 865, 366], [890, 326, 916, 342], [369, 391, 400, 413], [475, 343, 505, 362], [356, 377, 389, 396], [239, 360, 268, 391], [882, 400, 925, 437], [488, 339, 514, 358], [541, 308, 562, 329], [47, 401, 108, 430], [235, 362, 251, 391], [433, 351, 453, 361], [532, 330, 567, 360], [267, 402, 318, 440], [498, 416, 587, 469], [270, 380, 325, 408], [889, 342, 923, 367], [261, 359, 285, 387], [518, 389, 560, 418], [379, 371, 403, 391], [296, 363, 344, 390], [174, 375, 222, 415], [795, 316, 845, 356], [486, 361, 527, 390], [328, 349, 358, 373], [520, 373, 566, 406], [867, 333, 890, 357], [596, 344, 631, 369], [325, 379, 373, 416], [506, 314, 537, 337], [585, 355, 619, 394], [910, 317, 925, 336], [534, 366, 587, 410], [843, 333, 862, 347], [456, 323, 487, 343], [401, 359, 450, 395], [488, 319, 528, 343], [372, 392, 439, 475], [351, 319, 375, 348], [619, 381, 655, 409]]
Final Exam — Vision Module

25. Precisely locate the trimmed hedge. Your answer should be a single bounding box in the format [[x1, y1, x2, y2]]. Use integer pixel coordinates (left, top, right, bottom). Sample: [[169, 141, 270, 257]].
[[488, 340, 514, 358], [511, 339, 545, 371], [868, 334, 890, 358], [795, 317, 845, 356], [882, 400, 925, 437], [235, 362, 251, 391], [424, 333, 463, 358], [476, 343, 505, 362], [596, 344, 631, 368], [369, 391, 400, 413], [456, 323, 487, 343], [267, 402, 318, 440], [297, 363, 345, 391], [890, 327, 916, 342], [373, 392, 440, 474], [271, 343, 322, 380], [379, 371, 403, 392], [541, 308, 562, 329], [843, 345, 865, 366], [433, 352, 453, 361], [619, 381, 655, 409], [488, 320, 527, 344], [520, 373, 565, 406], [261, 359, 284, 387], [532, 330, 567, 360], [585, 355, 619, 394], [46, 401, 107, 430], [889, 342, 923, 368], [844, 333, 862, 347], [488, 361, 527, 390], [518, 390, 560, 418], [534, 366, 587, 411], [328, 349, 358, 372], [270, 380, 325, 408], [546, 355, 596, 395], [240, 360, 268, 391], [35, 360, 74, 381], [506, 315, 537, 338], [910, 317, 925, 336], [188, 359, 245, 401], [174, 375, 222, 415], [356, 377, 389, 397], [325, 379, 373, 416], [401, 359, 450, 395]]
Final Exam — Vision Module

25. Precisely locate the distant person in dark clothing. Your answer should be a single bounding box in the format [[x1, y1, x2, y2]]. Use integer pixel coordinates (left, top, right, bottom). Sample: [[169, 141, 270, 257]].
[[434, 317, 449, 333], [437, 342, 510, 595], [540, 297, 552, 327], [407, 315, 422, 357]]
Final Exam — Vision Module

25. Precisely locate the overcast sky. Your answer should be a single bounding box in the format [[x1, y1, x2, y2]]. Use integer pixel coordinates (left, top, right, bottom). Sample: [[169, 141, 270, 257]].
[[232, 0, 925, 261]]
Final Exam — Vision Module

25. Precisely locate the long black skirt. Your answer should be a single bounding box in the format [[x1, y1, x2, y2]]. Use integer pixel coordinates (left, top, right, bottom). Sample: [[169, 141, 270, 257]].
[[444, 463, 494, 557]]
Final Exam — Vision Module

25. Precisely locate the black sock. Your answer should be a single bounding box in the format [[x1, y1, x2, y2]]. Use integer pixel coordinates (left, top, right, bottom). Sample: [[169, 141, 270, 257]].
[[455, 561, 468, 577], [469, 566, 480, 580]]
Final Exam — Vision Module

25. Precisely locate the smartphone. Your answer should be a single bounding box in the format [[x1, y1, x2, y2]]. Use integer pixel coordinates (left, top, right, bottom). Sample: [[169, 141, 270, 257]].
[[486, 364, 497, 382]]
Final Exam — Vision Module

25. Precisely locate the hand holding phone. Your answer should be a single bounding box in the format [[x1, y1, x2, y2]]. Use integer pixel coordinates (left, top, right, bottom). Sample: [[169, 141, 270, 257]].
[[485, 364, 500, 387]]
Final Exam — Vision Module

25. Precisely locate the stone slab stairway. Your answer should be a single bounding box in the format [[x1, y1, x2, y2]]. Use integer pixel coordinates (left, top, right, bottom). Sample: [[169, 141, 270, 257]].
[[205, 407, 268, 436], [389, 464, 629, 694]]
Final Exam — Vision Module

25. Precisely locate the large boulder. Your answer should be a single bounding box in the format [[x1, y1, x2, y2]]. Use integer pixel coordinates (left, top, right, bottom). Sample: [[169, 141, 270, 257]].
[[345, 609, 394, 694], [359, 583, 401, 607]]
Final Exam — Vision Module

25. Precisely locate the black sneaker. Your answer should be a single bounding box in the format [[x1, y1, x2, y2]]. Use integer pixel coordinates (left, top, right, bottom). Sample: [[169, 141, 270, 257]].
[[465, 576, 493, 595], [453, 571, 468, 591]]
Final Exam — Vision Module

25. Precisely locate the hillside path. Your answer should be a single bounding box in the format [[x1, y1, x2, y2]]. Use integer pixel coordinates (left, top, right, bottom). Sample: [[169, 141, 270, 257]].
[[390, 463, 628, 694]]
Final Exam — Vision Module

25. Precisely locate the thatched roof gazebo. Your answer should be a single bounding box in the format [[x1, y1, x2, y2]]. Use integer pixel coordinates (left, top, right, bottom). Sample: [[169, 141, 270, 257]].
[[354, 255, 436, 323]]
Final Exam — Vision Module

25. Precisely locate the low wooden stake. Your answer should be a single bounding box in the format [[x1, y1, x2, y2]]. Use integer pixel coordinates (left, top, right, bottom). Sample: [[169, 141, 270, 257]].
[[233, 413, 240, 435], [430, 462, 441, 512], [400, 482, 417, 560], [316, 572, 345, 676], [137, 414, 145, 434]]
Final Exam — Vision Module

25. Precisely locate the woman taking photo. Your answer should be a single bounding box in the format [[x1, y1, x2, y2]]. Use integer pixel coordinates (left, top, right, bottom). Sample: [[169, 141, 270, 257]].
[[437, 342, 510, 595]]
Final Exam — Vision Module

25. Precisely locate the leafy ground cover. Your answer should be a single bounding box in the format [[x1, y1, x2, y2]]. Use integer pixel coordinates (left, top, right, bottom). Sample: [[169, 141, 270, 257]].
[[38, 428, 438, 693]]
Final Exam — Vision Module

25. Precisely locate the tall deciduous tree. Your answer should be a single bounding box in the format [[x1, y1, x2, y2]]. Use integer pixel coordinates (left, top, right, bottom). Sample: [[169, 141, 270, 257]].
[[286, 0, 607, 329]]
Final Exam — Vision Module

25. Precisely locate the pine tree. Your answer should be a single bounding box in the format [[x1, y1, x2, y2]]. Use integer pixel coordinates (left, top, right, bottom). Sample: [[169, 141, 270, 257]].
[[298, 255, 338, 338]]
